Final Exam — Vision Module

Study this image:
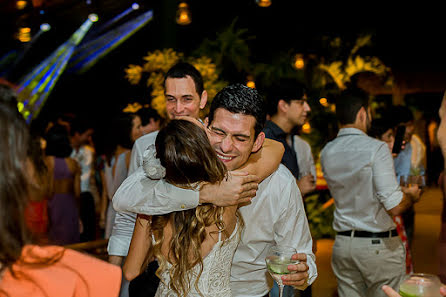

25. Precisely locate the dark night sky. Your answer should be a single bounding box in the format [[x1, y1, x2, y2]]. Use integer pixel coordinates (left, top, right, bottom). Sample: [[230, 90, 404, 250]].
[[1, 0, 445, 127]]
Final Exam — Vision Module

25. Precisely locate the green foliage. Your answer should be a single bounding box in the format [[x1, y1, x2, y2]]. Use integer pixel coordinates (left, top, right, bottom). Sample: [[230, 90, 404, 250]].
[[305, 192, 336, 239]]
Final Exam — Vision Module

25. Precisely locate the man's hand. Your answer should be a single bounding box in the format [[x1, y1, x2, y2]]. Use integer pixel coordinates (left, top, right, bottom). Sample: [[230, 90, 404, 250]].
[[297, 175, 316, 196], [401, 184, 422, 203], [199, 171, 258, 206], [281, 253, 309, 289]]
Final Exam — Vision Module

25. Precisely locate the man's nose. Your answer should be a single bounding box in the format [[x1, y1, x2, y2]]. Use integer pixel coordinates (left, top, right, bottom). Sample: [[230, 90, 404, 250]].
[[175, 101, 185, 113], [220, 136, 234, 153], [304, 101, 311, 112]]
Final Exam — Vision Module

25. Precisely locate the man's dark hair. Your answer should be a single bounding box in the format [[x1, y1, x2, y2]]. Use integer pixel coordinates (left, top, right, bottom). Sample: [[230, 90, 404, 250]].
[[265, 79, 307, 116], [208, 84, 266, 137], [45, 124, 73, 158], [335, 89, 370, 125], [137, 107, 161, 126], [164, 62, 204, 96], [69, 117, 93, 136], [387, 105, 414, 126], [369, 116, 394, 139]]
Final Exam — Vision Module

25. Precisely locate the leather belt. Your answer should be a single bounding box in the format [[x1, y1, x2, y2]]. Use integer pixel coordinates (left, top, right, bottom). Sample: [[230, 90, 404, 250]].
[[337, 229, 398, 238]]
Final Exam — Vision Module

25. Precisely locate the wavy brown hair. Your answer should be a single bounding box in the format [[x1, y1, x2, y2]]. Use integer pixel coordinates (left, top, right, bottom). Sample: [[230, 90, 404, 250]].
[[152, 119, 229, 296]]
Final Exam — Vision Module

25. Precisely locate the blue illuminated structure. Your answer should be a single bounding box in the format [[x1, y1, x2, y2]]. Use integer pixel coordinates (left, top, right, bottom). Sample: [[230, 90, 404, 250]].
[[16, 16, 96, 122], [68, 9, 153, 74]]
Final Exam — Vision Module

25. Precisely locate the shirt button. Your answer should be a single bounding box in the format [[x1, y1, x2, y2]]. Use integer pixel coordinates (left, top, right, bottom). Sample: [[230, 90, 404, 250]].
[[181, 204, 185, 209]]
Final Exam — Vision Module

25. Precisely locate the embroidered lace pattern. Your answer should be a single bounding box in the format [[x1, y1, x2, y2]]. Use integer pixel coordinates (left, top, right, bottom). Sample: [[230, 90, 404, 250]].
[[154, 223, 240, 297]]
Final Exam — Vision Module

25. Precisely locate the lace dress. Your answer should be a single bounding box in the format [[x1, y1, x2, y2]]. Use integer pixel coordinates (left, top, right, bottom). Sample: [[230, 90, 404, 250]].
[[155, 222, 240, 297]]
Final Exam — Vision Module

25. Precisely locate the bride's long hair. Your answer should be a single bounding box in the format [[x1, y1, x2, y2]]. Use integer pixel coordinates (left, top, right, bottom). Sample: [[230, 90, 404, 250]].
[[150, 119, 231, 296]]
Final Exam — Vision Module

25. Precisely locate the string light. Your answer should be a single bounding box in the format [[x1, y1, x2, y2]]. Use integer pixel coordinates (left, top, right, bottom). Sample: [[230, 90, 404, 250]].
[[293, 53, 305, 69], [40, 23, 51, 32], [302, 122, 311, 134], [132, 3, 140, 10], [319, 97, 329, 107], [256, 0, 271, 7], [16, 0, 27, 10], [176, 2, 191, 25], [246, 75, 256, 89], [17, 27, 31, 43]]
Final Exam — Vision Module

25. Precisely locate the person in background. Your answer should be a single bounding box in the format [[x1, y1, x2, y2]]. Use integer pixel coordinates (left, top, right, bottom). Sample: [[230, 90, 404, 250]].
[[263, 79, 316, 297], [321, 89, 421, 297], [438, 91, 446, 284], [69, 117, 99, 242], [44, 124, 81, 245], [137, 107, 162, 135], [389, 105, 426, 247], [369, 116, 416, 274], [100, 112, 143, 238], [24, 131, 52, 243], [0, 101, 122, 297]]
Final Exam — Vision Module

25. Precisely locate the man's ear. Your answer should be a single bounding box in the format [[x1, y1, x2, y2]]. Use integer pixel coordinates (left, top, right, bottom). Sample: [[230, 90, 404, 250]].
[[356, 106, 366, 124], [251, 132, 265, 153], [204, 117, 209, 127], [277, 99, 289, 114], [199, 90, 208, 109]]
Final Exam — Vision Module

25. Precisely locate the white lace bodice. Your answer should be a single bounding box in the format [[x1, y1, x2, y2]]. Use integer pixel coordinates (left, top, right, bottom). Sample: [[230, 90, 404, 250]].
[[154, 222, 240, 297]]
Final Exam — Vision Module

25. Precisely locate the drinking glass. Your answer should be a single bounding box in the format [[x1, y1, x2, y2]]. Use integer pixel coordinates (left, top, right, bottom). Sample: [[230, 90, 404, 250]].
[[399, 273, 441, 297], [407, 175, 426, 189], [265, 245, 298, 297]]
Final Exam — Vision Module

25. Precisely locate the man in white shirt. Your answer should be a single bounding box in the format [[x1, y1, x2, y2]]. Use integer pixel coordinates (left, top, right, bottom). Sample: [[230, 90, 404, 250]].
[[114, 84, 317, 296], [320, 89, 421, 297]]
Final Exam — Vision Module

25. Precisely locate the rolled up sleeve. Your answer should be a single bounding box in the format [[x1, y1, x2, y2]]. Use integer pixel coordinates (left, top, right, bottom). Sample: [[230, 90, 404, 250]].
[[373, 143, 403, 210]]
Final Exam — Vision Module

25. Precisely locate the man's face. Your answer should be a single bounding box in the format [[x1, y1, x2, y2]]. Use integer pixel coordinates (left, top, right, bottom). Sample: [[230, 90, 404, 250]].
[[76, 128, 94, 145], [285, 95, 311, 126], [403, 120, 415, 142], [165, 76, 207, 120], [206, 108, 264, 171]]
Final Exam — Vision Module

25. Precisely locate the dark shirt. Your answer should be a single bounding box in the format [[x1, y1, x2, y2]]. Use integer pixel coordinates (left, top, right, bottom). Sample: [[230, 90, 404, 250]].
[[263, 120, 300, 179]]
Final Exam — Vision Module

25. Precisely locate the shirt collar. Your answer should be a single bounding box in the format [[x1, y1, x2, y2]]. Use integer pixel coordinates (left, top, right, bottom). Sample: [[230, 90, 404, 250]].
[[337, 127, 366, 137], [265, 120, 287, 138]]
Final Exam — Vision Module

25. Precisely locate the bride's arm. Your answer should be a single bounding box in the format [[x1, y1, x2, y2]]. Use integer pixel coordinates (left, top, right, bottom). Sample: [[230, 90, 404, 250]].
[[123, 214, 153, 281]]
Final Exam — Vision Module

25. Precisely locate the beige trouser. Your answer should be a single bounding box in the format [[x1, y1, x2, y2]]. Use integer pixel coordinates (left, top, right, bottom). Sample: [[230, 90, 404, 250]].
[[332, 234, 406, 297]]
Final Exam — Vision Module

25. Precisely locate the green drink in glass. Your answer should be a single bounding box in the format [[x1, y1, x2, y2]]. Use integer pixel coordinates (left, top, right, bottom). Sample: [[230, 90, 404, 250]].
[[265, 245, 299, 297], [399, 273, 441, 297]]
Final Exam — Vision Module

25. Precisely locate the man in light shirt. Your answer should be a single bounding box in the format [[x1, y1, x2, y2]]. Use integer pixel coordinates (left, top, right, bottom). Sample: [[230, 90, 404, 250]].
[[115, 83, 317, 296], [320, 89, 421, 297]]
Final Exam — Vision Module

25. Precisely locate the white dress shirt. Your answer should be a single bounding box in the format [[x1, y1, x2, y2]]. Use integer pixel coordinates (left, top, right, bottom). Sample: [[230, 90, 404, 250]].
[[320, 128, 403, 233], [292, 135, 316, 178]]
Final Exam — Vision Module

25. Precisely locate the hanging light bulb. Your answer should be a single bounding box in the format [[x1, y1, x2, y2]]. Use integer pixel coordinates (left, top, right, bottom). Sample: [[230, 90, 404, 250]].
[[16, 0, 27, 10], [319, 97, 329, 107], [256, 0, 271, 7], [176, 2, 192, 25], [302, 122, 311, 134], [16, 27, 31, 42], [246, 75, 256, 89], [293, 53, 305, 69], [88, 13, 99, 22]]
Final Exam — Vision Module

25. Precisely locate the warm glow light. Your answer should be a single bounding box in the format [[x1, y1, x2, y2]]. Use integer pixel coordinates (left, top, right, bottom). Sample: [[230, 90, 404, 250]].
[[176, 2, 191, 25], [88, 13, 99, 22], [293, 54, 305, 69], [247, 80, 256, 89], [17, 27, 31, 42], [256, 0, 271, 7], [319, 97, 329, 107], [16, 0, 27, 9], [302, 122, 311, 134]]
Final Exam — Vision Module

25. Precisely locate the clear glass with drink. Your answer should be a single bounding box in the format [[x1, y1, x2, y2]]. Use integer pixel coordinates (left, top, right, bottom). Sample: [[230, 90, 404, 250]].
[[265, 245, 298, 297], [399, 273, 441, 297]]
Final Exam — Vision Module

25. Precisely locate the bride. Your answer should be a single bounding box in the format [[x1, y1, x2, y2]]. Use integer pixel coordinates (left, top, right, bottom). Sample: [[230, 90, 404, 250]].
[[123, 119, 243, 297]]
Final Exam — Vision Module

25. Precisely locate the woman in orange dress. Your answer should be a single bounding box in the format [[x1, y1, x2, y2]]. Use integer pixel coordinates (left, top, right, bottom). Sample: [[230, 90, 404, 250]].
[[0, 102, 121, 297]]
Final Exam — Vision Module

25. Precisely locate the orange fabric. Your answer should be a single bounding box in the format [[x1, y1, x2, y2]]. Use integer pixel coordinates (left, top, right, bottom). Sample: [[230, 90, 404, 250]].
[[0, 245, 121, 297]]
